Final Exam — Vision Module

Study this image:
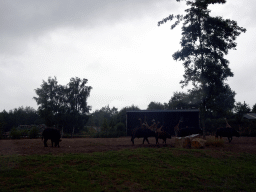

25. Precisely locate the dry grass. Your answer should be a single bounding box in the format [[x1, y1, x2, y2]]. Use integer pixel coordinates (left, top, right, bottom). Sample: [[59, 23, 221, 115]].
[[2, 136, 256, 156]]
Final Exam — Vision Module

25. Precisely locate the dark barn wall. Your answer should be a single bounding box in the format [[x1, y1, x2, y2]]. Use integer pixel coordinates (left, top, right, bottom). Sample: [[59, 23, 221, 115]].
[[126, 110, 200, 136]]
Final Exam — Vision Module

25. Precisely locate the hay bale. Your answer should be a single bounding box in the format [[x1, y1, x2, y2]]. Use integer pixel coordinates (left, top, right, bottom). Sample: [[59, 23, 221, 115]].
[[175, 137, 191, 148], [191, 138, 206, 149], [175, 137, 183, 148], [183, 138, 191, 148], [187, 134, 200, 139], [205, 136, 224, 147]]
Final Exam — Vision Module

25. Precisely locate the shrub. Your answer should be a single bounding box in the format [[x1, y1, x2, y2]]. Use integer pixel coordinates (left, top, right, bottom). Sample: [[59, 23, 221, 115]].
[[20, 129, 29, 138], [91, 122, 126, 138], [10, 127, 21, 139], [205, 118, 227, 135], [29, 126, 39, 139], [83, 126, 100, 138], [0, 126, 3, 140], [115, 122, 126, 137]]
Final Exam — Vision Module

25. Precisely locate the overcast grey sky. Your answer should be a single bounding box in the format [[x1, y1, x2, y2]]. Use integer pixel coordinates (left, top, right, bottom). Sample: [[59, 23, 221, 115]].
[[0, 0, 255, 112]]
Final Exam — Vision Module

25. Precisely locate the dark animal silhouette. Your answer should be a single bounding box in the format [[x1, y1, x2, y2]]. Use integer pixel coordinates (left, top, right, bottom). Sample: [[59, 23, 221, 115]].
[[42, 128, 62, 147], [215, 127, 240, 143], [156, 131, 171, 145], [178, 127, 202, 137], [131, 127, 156, 145]]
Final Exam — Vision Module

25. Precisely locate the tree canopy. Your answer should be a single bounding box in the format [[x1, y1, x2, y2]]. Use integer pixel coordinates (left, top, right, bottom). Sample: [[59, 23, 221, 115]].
[[33, 77, 92, 133], [252, 104, 256, 113], [147, 102, 166, 110]]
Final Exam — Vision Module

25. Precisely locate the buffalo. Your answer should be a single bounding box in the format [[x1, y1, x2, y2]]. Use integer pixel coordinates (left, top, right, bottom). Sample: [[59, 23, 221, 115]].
[[131, 127, 156, 145], [177, 127, 203, 137], [155, 131, 171, 145], [42, 128, 62, 147], [215, 127, 240, 143]]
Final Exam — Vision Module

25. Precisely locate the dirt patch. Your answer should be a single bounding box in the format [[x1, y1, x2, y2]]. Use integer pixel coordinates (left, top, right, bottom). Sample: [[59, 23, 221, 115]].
[[0, 136, 255, 156]]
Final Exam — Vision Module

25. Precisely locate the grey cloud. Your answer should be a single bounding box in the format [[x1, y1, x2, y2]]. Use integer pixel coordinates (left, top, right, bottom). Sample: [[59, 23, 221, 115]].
[[0, 0, 176, 55]]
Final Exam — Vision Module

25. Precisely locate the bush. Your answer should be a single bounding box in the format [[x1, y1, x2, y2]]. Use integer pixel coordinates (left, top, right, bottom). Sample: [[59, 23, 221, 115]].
[[115, 122, 126, 136], [0, 128, 3, 140], [92, 130, 120, 138], [205, 118, 226, 135], [10, 127, 21, 139], [29, 127, 39, 139], [0, 122, 4, 139], [89, 122, 126, 138], [20, 129, 29, 138]]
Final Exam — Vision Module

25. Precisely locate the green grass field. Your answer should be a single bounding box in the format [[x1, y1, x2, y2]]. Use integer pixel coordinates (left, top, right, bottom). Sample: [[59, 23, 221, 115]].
[[0, 147, 256, 192]]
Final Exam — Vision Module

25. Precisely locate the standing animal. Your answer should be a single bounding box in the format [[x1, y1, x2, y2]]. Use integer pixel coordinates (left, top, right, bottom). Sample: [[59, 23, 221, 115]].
[[174, 120, 181, 137], [131, 127, 156, 145], [225, 118, 232, 128], [155, 129, 171, 145], [42, 128, 62, 147], [148, 120, 160, 132], [177, 127, 202, 137], [138, 118, 143, 128], [215, 127, 240, 143]]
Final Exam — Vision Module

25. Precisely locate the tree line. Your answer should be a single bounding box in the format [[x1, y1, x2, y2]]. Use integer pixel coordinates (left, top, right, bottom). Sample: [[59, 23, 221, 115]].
[[0, 88, 255, 138], [86, 93, 256, 137]]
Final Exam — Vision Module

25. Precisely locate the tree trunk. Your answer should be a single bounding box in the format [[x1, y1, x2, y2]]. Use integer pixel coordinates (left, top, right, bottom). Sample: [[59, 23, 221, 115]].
[[201, 101, 206, 139], [71, 127, 75, 138], [61, 127, 63, 138]]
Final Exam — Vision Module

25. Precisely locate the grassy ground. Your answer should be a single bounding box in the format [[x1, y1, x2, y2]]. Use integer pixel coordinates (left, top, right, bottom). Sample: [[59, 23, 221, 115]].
[[0, 147, 256, 192]]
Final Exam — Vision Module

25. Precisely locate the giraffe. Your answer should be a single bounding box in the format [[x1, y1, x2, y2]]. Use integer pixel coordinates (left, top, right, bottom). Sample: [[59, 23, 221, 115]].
[[155, 125, 163, 135], [142, 121, 149, 129], [155, 123, 172, 145], [174, 120, 182, 137], [139, 118, 149, 129], [225, 118, 232, 128], [149, 120, 160, 132]]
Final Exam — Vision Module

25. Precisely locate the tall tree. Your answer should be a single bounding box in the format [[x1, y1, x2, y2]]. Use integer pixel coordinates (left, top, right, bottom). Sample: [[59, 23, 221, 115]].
[[158, 0, 246, 137], [147, 102, 165, 110], [252, 104, 256, 113], [66, 77, 92, 133], [67, 77, 92, 115], [116, 105, 140, 126], [204, 84, 236, 118], [33, 77, 60, 126], [33, 77, 92, 133], [167, 92, 197, 109], [87, 105, 118, 127], [0, 110, 9, 132], [234, 101, 251, 123]]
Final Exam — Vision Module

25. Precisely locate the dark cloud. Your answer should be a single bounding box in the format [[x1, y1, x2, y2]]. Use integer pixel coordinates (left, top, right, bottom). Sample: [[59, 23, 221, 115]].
[[0, 0, 176, 55]]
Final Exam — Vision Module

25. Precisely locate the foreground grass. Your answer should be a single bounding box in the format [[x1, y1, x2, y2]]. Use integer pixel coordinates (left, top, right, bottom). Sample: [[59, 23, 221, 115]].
[[0, 148, 256, 192]]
